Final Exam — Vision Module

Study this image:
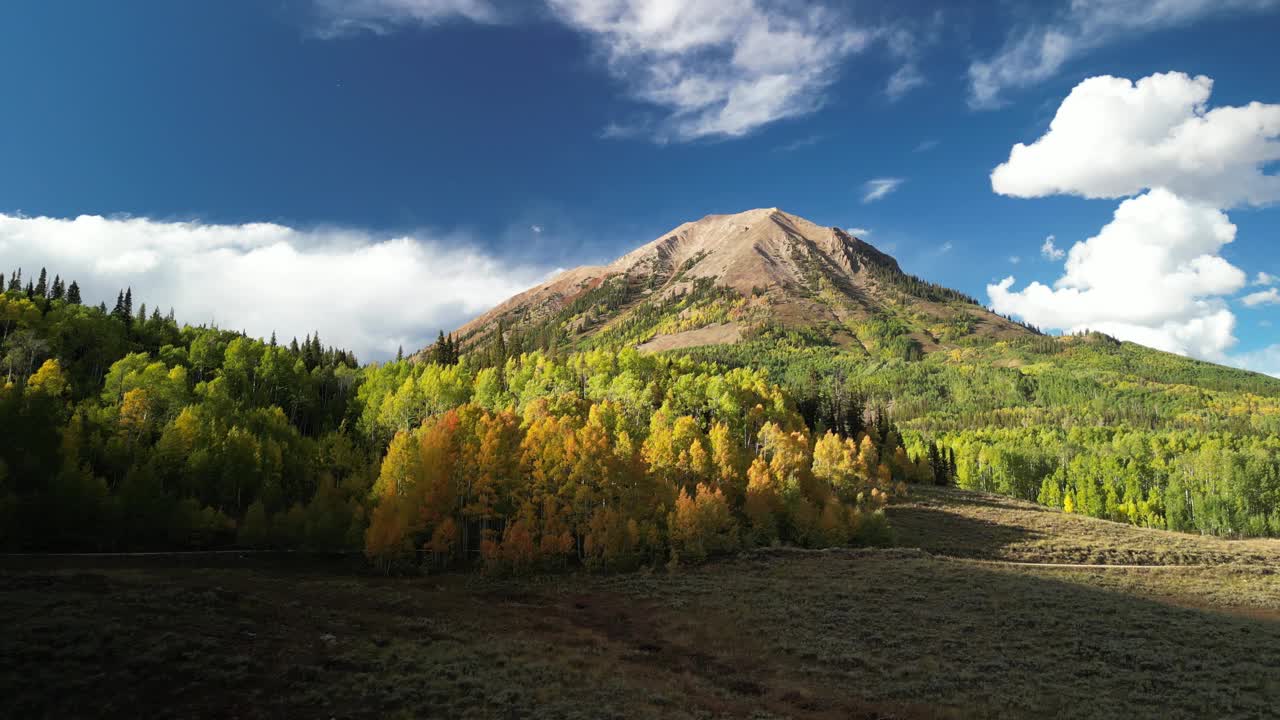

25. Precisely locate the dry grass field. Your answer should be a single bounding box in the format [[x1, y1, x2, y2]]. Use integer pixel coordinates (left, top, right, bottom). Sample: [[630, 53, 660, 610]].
[[3, 488, 1278, 719]]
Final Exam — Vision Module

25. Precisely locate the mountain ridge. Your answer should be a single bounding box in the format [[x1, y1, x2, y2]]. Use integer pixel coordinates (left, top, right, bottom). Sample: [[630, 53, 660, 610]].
[[434, 207, 1035, 360]]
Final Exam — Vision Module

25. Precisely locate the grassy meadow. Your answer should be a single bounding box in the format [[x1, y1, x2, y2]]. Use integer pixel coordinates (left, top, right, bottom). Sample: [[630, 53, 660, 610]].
[[4, 488, 1279, 719]]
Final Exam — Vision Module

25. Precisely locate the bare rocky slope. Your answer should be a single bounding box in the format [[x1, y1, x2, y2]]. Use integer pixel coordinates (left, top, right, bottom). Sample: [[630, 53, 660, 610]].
[[435, 208, 1036, 358]]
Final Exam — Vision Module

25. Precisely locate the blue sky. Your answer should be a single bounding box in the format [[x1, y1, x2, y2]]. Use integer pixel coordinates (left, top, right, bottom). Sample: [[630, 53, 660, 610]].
[[0, 0, 1277, 368]]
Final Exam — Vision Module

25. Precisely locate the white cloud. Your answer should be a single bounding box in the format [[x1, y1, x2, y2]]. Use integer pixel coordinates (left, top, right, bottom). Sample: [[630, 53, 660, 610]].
[[774, 134, 824, 152], [989, 189, 1246, 360], [0, 212, 550, 361], [312, 0, 503, 35], [968, 0, 1280, 108], [1242, 288, 1280, 307], [1040, 235, 1065, 261], [991, 72, 1280, 207], [989, 71, 1279, 366], [885, 63, 925, 101], [1009, 256, 1021, 265], [545, 0, 872, 141], [530, 224, 544, 234], [1254, 271, 1277, 285], [862, 178, 904, 203], [938, 241, 954, 254], [846, 227, 871, 237], [1232, 343, 1280, 377]]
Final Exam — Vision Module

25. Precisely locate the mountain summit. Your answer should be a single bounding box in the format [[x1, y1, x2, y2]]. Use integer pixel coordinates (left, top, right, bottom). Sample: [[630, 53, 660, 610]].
[[447, 208, 1035, 358]]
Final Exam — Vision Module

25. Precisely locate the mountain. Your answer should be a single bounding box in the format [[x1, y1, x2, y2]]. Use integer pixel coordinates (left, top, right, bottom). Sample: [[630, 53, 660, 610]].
[[442, 208, 1035, 359]]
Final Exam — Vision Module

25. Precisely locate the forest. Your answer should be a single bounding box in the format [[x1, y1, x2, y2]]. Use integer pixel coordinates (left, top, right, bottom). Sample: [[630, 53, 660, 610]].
[[680, 337, 1280, 537], [5, 261, 1280, 573], [0, 268, 929, 568]]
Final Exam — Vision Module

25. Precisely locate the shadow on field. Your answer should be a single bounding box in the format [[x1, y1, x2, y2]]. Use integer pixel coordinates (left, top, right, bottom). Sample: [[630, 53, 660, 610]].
[[1, 547, 1278, 719], [888, 503, 1044, 558]]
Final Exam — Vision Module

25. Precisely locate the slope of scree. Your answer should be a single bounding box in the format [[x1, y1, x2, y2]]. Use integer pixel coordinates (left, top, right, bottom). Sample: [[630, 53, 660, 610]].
[[423, 208, 1036, 360]]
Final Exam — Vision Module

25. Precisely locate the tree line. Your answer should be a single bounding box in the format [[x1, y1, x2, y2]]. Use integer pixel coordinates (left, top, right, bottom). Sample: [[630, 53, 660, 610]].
[[0, 267, 946, 565]]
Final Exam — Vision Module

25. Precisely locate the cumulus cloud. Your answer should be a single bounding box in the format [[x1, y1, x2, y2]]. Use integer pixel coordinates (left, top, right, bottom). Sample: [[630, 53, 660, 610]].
[[1254, 271, 1277, 285], [862, 178, 904, 203], [1040, 235, 1065, 261], [968, 0, 1280, 108], [0, 212, 551, 361], [991, 72, 1280, 207], [989, 71, 1279, 363], [989, 189, 1247, 359], [542, 0, 874, 141], [1242, 288, 1280, 307]]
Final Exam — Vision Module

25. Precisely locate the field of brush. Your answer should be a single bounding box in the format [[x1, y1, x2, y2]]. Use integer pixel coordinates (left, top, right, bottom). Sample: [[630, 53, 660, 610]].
[[3, 487, 1278, 719]]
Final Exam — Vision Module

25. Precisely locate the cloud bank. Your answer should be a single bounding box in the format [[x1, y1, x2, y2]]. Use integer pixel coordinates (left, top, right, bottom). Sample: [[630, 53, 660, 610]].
[[968, 0, 1280, 109], [0, 213, 551, 361], [987, 71, 1278, 364]]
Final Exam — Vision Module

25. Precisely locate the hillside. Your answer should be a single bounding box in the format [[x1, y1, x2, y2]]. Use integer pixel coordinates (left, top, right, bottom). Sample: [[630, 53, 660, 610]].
[[6, 488, 1278, 719], [440, 208, 1036, 360], [412, 207, 1280, 539]]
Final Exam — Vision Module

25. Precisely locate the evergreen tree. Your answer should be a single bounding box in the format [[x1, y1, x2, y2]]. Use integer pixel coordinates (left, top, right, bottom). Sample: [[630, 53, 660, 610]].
[[112, 290, 126, 320], [50, 275, 64, 301], [34, 268, 48, 298], [66, 281, 81, 305], [123, 288, 133, 323], [396, 345, 404, 362], [269, 331, 277, 347], [8, 268, 20, 292], [432, 331, 447, 365]]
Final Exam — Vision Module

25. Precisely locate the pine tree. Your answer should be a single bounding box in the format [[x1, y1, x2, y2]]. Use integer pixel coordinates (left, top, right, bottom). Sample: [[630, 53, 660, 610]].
[[123, 287, 133, 321], [396, 345, 404, 362], [434, 331, 446, 364], [8, 269, 20, 292], [50, 275, 64, 300], [137, 303, 147, 325], [269, 331, 277, 347], [66, 281, 81, 305], [112, 290, 126, 320], [34, 268, 48, 298]]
